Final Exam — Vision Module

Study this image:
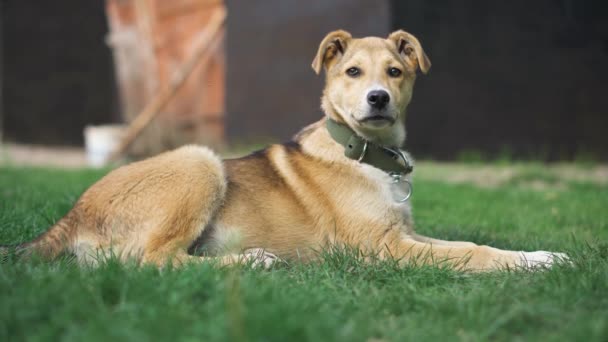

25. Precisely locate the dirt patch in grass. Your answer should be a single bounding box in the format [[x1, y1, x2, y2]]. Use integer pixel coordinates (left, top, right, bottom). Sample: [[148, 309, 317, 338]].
[[415, 162, 608, 189], [0, 143, 88, 168]]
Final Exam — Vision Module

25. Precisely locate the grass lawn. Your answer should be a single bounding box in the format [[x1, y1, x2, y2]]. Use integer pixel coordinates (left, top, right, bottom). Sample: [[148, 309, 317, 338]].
[[1, 164, 607, 341]]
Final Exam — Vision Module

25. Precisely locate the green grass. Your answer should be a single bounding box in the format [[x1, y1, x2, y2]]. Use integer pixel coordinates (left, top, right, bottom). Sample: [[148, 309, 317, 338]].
[[1, 166, 607, 341]]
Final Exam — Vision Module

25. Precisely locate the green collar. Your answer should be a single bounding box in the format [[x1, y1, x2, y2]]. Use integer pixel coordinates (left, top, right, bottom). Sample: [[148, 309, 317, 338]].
[[325, 118, 413, 175]]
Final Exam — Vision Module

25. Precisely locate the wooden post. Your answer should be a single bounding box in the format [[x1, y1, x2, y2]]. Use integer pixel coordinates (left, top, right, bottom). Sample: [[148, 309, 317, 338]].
[[108, 7, 226, 163]]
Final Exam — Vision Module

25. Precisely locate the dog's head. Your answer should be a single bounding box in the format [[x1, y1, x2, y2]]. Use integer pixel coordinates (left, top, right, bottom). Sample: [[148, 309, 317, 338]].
[[312, 30, 431, 146]]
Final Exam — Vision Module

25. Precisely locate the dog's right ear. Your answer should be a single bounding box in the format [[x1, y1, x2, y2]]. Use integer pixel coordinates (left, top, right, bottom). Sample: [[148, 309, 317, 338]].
[[311, 30, 352, 75]]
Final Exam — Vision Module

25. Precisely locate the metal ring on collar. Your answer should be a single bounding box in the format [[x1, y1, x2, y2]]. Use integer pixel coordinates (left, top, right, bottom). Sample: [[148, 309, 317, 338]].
[[357, 140, 369, 162], [390, 173, 413, 202], [398, 179, 413, 202]]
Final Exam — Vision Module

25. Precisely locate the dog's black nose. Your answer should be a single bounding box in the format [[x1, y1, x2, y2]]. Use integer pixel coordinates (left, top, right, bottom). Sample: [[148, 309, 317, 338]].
[[367, 90, 390, 109]]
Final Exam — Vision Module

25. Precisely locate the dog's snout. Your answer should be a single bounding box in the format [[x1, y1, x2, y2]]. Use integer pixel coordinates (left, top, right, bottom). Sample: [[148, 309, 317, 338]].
[[367, 90, 390, 110]]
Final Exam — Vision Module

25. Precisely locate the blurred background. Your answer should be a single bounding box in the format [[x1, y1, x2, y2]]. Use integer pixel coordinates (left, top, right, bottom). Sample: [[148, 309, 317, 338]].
[[2, 0, 607, 166]]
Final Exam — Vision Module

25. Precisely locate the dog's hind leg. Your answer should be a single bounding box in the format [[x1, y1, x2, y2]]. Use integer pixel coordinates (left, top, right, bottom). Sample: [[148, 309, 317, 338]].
[[4, 145, 228, 266], [138, 146, 228, 267]]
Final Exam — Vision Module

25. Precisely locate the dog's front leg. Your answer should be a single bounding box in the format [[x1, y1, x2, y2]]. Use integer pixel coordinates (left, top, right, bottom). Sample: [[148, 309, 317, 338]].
[[380, 231, 564, 272], [410, 233, 477, 247]]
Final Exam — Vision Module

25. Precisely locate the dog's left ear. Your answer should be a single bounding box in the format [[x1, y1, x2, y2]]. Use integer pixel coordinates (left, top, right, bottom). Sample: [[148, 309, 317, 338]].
[[388, 30, 431, 74], [312, 30, 352, 75]]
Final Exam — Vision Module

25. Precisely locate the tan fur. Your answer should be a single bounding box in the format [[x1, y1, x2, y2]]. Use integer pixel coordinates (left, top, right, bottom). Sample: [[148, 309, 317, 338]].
[[14, 30, 565, 271]]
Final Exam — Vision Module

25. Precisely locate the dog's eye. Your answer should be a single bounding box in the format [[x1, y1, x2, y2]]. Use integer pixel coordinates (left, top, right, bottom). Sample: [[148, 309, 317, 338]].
[[388, 67, 402, 77], [346, 67, 361, 77]]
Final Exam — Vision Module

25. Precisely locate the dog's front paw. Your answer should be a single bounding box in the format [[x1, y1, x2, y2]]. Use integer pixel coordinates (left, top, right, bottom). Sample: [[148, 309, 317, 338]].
[[519, 251, 569, 269], [241, 248, 280, 269]]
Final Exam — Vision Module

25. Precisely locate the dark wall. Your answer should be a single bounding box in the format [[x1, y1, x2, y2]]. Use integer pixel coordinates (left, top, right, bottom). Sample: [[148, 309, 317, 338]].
[[3, 1, 608, 160], [226, 0, 608, 160], [393, 0, 608, 160], [3, 0, 117, 146]]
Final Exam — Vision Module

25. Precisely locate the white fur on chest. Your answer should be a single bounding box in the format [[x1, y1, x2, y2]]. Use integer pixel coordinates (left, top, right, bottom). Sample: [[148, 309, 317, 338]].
[[351, 159, 414, 226]]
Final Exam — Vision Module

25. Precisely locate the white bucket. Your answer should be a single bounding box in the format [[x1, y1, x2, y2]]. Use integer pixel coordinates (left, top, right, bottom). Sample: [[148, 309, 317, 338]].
[[84, 125, 126, 167]]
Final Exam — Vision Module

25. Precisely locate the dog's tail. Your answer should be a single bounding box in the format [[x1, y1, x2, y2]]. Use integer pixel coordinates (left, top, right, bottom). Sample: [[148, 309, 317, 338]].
[[2, 216, 77, 262]]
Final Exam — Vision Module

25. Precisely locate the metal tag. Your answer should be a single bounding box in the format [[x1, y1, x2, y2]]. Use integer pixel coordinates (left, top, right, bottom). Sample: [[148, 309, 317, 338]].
[[390, 173, 413, 202]]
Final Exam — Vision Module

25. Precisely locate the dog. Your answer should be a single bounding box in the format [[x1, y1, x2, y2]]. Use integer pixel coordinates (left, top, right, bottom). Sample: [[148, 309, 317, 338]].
[[7, 30, 566, 271]]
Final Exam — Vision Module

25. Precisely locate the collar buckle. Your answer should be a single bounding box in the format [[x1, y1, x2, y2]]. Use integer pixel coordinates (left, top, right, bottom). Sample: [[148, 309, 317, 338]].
[[381, 146, 413, 174]]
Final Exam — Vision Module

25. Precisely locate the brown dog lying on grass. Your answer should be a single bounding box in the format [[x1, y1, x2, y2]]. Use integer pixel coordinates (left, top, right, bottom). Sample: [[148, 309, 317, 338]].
[[4, 30, 567, 271]]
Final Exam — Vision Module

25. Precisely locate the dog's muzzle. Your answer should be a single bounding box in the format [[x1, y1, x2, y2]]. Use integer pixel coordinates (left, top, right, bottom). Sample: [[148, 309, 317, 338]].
[[358, 90, 395, 125]]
